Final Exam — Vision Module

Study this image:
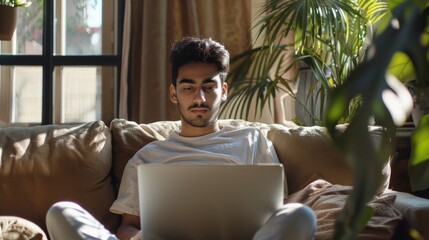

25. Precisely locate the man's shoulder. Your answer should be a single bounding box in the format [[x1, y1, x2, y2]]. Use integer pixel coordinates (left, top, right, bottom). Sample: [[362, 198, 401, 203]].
[[221, 125, 264, 136]]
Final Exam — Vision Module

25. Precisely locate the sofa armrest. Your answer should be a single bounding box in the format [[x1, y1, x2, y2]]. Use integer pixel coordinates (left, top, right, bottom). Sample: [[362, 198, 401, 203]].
[[383, 189, 429, 239]]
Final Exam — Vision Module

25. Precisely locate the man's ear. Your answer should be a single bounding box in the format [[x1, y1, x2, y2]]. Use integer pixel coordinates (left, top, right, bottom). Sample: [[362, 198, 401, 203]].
[[170, 84, 178, 103], [221, 82, 228, 101]]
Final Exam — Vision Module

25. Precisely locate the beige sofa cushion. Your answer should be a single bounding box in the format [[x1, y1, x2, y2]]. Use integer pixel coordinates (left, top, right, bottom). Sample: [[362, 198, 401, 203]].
[[0, 121, 120, 234], [110, 119, 181, 189], [268, 124, 391, 194], [110, 119, 390, 195], [0, 216, 48, 240]]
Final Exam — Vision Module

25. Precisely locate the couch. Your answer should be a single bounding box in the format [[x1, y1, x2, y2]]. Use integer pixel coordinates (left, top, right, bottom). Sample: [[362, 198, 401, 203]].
[[0, 119, 428, 239]]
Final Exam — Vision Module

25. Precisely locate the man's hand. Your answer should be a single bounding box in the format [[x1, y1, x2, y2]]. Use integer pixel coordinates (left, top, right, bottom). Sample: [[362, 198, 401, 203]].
[[116, 214, 140, 240], [130, 230, 142, 240]]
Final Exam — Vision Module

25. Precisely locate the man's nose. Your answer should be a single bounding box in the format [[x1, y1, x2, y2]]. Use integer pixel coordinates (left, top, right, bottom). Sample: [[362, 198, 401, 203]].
[[194, 88, 206, 103]]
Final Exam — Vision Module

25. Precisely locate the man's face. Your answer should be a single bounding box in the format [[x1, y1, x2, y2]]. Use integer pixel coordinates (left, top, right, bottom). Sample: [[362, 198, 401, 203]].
[[170, 62, 227, 128]]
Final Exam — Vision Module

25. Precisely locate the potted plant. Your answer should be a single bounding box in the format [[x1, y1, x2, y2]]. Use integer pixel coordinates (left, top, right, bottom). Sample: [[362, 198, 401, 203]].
[[222, 0, 389, 125], [0, 0, 32, 40]]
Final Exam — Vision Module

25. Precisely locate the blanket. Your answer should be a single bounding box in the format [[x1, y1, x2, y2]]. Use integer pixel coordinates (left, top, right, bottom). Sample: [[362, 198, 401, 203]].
[[286, 179, 403, 240]]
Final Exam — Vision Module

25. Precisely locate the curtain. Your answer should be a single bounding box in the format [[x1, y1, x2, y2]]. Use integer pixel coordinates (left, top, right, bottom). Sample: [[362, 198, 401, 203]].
[[119, 0, 252, 123]]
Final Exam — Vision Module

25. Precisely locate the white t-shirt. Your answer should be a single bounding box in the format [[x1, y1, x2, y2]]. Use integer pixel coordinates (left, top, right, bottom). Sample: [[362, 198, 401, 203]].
[[110, 125, 285, 216]]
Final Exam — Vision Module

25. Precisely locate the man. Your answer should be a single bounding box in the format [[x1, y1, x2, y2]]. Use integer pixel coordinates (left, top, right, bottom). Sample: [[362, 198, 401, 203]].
[[46, 37, 316, 240]]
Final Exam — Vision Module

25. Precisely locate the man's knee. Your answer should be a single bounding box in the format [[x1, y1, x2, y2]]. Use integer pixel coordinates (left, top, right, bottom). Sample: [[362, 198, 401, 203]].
[[46, 201, 85, 240], [277, 203, 316, 225], [253, 203, 316, 240], [47, 201, 74, 224], [46, 201, 117, 240], [275, 203, 316, 239]]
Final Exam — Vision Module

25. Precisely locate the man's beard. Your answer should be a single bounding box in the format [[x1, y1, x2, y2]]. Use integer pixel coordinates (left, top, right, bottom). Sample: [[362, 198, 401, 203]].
[[178, 102, 220, 128]]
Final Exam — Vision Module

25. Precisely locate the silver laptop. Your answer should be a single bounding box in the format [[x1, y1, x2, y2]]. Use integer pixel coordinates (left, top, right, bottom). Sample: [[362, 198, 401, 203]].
[[137, 164, 284, 240]]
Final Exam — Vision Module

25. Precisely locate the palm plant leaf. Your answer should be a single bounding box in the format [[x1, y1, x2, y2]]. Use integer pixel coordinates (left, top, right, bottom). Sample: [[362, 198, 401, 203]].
[[223, 0, 388, 122], [223, 44, 296, 119], [360, 0, 390, 23]]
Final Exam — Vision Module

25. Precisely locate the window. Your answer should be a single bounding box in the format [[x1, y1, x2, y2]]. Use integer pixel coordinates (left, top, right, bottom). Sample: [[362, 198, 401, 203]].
[[0, 0, 124, 125]]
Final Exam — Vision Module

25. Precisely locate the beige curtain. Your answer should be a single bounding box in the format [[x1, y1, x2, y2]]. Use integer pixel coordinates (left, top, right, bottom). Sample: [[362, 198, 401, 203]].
[[119, 0, 252, 123]]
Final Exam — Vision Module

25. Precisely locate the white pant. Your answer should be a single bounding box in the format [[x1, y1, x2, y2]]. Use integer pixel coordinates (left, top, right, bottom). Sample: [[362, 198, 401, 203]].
[[46, 201, 316, 240]]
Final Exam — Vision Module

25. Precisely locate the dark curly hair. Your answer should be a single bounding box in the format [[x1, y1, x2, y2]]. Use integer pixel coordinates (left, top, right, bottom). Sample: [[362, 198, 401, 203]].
[[170, 37, 230, 87]]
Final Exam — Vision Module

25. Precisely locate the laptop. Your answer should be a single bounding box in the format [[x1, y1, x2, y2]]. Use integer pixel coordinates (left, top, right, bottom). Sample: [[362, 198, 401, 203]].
[[137, 164, 284, 240]]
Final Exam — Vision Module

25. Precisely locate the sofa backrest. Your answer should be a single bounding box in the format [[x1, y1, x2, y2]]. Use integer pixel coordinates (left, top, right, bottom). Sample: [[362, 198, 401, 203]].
[[0, 121, 120, 234], [110, 118, 391, 195], [0, 118, 390, 235]]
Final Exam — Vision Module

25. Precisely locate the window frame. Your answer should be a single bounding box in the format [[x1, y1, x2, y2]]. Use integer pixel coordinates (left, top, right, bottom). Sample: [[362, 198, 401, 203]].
[[0, 0, 125, 125]]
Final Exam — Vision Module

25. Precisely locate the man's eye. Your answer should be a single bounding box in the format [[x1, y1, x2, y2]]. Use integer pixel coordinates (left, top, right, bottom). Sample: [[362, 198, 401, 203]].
[[183, 86, 194, 91], [204, 85, 216, 91]]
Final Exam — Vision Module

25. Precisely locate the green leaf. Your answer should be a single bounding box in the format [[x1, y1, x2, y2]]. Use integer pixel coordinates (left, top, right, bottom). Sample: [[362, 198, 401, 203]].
[[383, 74, 413, 125], [409, 114, 429, 191], [326, 2, 428, 239], [388, 52, 416, 83]]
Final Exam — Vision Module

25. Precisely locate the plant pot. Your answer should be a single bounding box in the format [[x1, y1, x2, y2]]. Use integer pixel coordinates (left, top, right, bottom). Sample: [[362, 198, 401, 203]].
[[0, 5, 18, 41], [295, 68, 328, 126], [295, 69, 319, 126]]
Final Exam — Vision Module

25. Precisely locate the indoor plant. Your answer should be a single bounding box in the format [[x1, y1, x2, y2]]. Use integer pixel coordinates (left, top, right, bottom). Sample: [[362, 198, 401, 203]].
[[222, 0, 389, 125], [325, 0, 429, 238], [0, 0, 32, 40]]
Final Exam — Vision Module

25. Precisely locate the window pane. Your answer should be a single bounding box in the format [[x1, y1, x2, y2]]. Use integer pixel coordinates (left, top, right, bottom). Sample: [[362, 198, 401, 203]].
[[59, 66, 114, 123], [16, 1, 44, 55], [13, 66, 43, 123], [1, 1, 120, 126], [58, 0, 115, 55]]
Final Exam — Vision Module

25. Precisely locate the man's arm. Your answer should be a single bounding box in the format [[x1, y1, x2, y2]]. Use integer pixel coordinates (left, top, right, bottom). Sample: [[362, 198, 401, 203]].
[[116, 213, 141, 240]]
